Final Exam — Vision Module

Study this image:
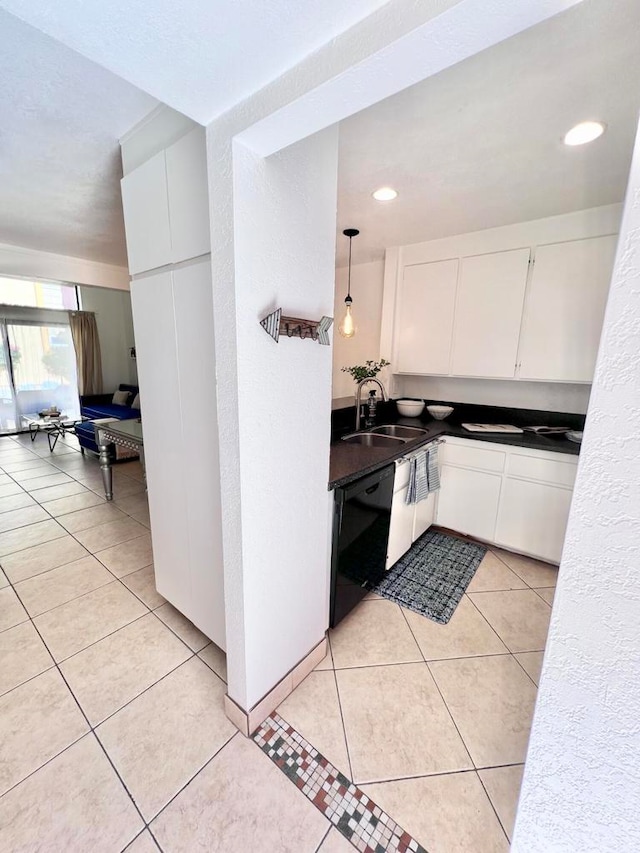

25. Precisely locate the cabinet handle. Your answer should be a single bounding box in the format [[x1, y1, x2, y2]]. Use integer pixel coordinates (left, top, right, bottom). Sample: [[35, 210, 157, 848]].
[[365, 483, 380, 495]]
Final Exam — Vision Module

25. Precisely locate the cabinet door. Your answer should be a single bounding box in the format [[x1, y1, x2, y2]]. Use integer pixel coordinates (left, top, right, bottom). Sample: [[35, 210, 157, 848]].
[[166, 127, 211, 264], [436, 465, 502, 541], [396, 259, 458, 374], [386, 487, 414, 569], [495, 477, 573, 563], [172, 259, 225, 648], [413, 491, 436, 542], [121, 151, 172, 275], [451, 248, 530, 378], [130, 270, 189, 613], [518, 235, 618, 381]]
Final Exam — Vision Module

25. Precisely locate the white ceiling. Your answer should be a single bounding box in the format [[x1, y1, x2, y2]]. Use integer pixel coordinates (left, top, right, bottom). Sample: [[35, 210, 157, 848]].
[[0, 10, 157, 266], [0, 0, 390, 125], [0, 0, 388, 267], [337, 0, 640, 266]]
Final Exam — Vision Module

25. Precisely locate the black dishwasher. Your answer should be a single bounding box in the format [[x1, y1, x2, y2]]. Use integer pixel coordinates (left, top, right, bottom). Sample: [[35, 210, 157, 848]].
[[330, 464, 395, 627]]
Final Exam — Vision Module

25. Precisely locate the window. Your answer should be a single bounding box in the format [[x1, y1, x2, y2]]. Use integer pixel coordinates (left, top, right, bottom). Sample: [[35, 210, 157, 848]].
[[0, 277, 78, 311]]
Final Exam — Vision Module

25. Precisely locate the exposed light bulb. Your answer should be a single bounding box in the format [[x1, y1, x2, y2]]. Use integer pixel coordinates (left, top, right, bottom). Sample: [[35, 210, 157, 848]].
[[339, 302, 356, 338], [563, 121, 606, 146]]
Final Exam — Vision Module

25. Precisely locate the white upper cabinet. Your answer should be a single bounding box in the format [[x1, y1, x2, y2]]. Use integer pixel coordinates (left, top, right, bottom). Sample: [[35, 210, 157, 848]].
[[166, 127, 211, 264], [382, 207, 620, 384], [121, 151, 172, 275], [518, 235, 618, 382], [451, 248, 530, 378], [121, 128, 210, 275], [396, 259, 458, 374]]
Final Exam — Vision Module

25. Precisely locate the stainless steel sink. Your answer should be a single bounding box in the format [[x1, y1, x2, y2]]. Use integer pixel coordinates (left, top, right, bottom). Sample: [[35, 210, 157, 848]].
[[371, 424, 429, 438], [341, 432, 406, 447]]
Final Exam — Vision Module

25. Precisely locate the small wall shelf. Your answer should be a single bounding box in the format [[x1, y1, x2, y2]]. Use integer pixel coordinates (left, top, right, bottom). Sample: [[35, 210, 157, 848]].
[[260, 308, 333, 345]]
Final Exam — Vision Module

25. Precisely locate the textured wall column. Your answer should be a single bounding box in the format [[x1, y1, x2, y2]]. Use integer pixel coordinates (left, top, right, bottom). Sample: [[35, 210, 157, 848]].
[[512, 119, 640, 851]]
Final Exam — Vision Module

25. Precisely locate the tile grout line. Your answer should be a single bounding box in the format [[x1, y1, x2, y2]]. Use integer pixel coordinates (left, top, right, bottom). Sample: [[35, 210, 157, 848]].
[[0, 456, 219, 852], [397, 606, 476, 773], [327, 632, 356, 783], [143, 732, 241, 843], [255, 713, 427, 853], [0, 549, 150, 841], [313, 825, 334, 853], [475, 765, 514, 846], [397, 602, 511, 846], [345, 761, 526, 787], [0, 442, 226, 696], [463, 591, 517, 652], [489, 547, 558, 590], [463, 581, 549, 688]]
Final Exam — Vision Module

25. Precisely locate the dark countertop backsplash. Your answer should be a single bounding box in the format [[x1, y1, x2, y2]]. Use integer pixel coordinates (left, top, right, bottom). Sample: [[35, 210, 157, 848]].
[[329, 397, 586, 489], [331, 398, 585, 442]]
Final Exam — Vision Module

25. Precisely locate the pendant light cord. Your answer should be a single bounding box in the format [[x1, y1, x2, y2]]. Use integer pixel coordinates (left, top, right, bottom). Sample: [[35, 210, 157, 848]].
[[347, 235, 352, 299]]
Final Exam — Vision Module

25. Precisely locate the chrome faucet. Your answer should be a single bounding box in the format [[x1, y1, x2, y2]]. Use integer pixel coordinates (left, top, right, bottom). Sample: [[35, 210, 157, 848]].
[[355, 378, 387, 430]]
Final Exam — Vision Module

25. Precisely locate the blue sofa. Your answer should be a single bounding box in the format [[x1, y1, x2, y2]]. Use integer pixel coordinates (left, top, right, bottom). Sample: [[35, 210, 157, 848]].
[[76, 384, 140, 454]]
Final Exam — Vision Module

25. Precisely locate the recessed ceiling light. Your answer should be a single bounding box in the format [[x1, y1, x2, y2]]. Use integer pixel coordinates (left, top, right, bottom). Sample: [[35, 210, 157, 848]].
[[372, 187, 398, 201], [563, 121, 606, 146]]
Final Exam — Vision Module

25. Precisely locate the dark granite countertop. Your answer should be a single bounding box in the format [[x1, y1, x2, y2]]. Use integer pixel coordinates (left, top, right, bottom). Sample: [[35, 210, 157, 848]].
[[329, 402, 583, 489]]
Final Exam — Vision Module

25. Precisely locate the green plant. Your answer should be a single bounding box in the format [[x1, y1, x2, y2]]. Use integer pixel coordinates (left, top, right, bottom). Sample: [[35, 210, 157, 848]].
[[341, 359, 390, 383]]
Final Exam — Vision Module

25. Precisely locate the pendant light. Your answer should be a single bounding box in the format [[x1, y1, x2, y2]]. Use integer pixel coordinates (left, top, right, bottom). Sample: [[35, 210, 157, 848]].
[[339, 228, 359, 338]]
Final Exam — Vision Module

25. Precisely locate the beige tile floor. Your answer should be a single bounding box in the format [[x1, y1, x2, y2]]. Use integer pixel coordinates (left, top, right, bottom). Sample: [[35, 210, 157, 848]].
[[0, 430, 557, 851], [0, 432, 344, 852], [280, 541, 557, 852]]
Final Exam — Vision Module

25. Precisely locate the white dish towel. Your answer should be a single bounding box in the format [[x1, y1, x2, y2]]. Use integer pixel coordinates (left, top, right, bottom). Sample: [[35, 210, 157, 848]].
[[406, 445, 440, 504]]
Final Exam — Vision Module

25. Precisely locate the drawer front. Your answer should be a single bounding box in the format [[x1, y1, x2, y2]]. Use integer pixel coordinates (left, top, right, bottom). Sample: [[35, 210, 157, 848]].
[[439, 441, 506, 474], [507, 452, 577, 487]]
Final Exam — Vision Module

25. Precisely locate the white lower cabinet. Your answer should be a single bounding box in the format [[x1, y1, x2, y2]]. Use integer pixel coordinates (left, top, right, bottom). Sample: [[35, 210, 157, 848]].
[[386, 487, 415, 568], [434, 437, 577, 563], [413, 491, 436, 541], [386, 455, 437, 569], [495, 474, 574, 564], [436, 465, 502, 542], [385, 437, 577, 567]]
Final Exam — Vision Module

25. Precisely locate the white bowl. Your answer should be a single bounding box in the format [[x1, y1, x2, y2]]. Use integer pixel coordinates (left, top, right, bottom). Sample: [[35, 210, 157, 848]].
[[427, 405, 454, 420], [396, 399, 425, 417]]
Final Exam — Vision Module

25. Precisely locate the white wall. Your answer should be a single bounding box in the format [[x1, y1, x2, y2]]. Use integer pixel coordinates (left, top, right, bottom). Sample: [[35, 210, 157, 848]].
[[211, 129, 338, 710], [396, 375, 591, 414], [332, 260, 385, 399], [79, 286, 136, 390], [206, 0, 587, 716], [0, 242, 129, 290], [513, 120, 640, 852]]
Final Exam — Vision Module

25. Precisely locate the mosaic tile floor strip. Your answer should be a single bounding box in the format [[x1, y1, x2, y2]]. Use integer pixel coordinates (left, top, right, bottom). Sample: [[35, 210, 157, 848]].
[[253, 713, 427, 853]]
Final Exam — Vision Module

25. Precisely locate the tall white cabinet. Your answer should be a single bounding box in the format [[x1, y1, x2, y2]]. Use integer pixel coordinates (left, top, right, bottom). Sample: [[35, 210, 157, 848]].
[[121, 126, 211, 274], [121, 121, 226, 649]]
